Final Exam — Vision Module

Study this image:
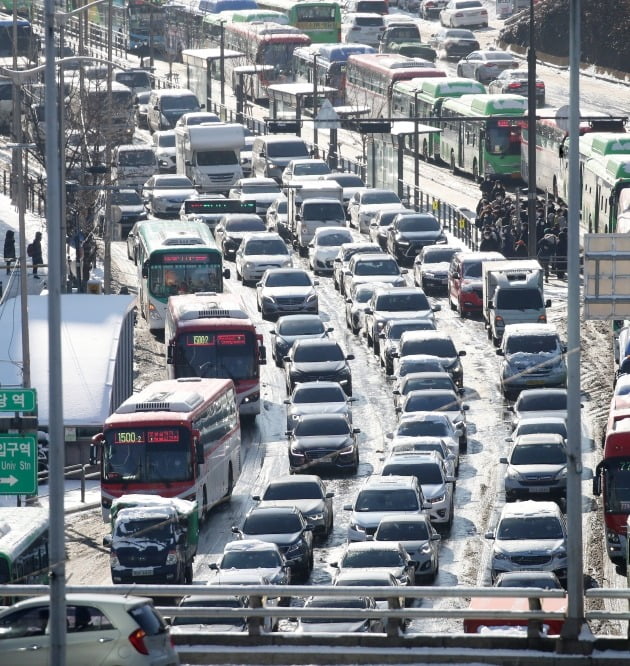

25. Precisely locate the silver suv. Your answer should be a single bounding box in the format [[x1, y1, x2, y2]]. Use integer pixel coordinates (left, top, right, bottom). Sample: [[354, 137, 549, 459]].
[[485, 500, 568, 584], [497, 323, 567, 400]]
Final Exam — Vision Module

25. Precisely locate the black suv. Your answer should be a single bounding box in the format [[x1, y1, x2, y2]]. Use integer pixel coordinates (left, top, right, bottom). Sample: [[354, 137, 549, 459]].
[[283, 338, 354, 395], [386, 213, 447, 265]]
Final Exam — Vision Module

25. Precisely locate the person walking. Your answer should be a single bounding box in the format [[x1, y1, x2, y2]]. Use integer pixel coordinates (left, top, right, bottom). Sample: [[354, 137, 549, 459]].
[[536, 228, 557, 283], [30, 231, 43, 278], [555, 227, 568, 279], [3, 230, 15, 274]]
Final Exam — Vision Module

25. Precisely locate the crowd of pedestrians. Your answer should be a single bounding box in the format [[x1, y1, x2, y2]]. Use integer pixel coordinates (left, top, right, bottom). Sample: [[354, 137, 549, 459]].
[[475, 176, 569, 283]]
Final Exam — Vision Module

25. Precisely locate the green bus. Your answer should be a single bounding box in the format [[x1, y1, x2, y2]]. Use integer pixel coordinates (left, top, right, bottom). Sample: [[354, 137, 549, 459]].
[[391, 76, 485, 161], [0, 507, 49, 594], [255, 0, 341, 43], [580, 154, 630, 235], [438, 93, 527, 181], [134, 219, 229, 331]]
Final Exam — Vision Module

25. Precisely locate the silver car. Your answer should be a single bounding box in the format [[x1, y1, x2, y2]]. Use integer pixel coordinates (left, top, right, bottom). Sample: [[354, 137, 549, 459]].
[[0, 593, 179, 666], [485, 500, 568, 584], [500, 433, 567, 503], [284, 381, 356, 430]]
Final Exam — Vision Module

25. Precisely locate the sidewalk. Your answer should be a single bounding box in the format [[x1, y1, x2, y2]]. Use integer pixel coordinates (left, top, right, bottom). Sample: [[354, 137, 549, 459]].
[[0, 479, 101, 513]]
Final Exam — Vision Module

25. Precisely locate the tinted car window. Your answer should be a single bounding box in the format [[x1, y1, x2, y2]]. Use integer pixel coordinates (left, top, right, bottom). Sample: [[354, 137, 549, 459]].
[[226, 219, 266, 232], [294, 418, 351, 436], [510, 443, 566, 465], [244, 511, 302, 533], [397, 420, 449, 437], [376, 293, 430, 311], [293, 386, 346, 403], [221, 551, 281, 568], [505, 335, 559, 354], [267, 142, 309, 158], [263, 481, 323, 500], [354, 260, 399, 276], [342, 549, 404, 567], [398, 217, 440, 232], [495, 288, 544, 309], [518, 393, 567, 411], [244, 239, 288, 255], [129, 603, 167, 636], [403, 338, 456, 357], [277, 318, 324, 335], [266, 272, 312, 287], [355, 489, 419, 511], [294, 344, 344, 362], [362, 191, 399, 205], [405, 393, 457, 411], [382, 461, 443, 484], [376, 520, 429, 541], [497, 516, 564, 540]]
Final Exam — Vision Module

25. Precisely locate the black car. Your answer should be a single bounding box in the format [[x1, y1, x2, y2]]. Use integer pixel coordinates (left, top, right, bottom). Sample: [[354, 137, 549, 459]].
[[286, 413, 361, 475], [429, 27, 480, 59], [488, 68, 546, 107], [270, 314, 333, 366], [284, 338, 354, 395], [214, 213, 266, 260], [386, 213, 447, 265], [253, 474, 335, 537], [232, 505, 314, 578]]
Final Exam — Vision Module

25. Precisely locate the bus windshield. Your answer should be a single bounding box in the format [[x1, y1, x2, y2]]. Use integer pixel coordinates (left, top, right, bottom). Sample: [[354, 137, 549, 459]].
[[149, 258, 223, 298], [603, 460, 630, 513], [486, 120, 521, 156], [104, 427, 194, 483], [174, 330, 257, 380]]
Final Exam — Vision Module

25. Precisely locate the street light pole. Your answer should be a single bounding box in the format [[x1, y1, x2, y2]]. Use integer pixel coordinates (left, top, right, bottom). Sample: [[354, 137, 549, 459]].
[[219, 19, 226, 111], [312, 53, 318, 154], [526, 0, 537, 259]]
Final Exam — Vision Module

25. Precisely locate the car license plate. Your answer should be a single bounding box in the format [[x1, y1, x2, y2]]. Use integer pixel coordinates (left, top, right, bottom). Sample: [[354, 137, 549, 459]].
[[528, 487, 549, 493], [132, 567, 154, 576]]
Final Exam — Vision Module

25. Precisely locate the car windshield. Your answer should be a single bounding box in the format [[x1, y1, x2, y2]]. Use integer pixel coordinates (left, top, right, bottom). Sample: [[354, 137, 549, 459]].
[[376, 293, 430, 311], [487, 52, 514, 60], [403, 377, 454, 393], [457, 0, 482, 7], [399, 358, 445, 375], [293, 386, 346, 403], [263, 481, 323, 500], [329, 175, 364, 187], [226, 219, 265, 232], [388, 321, 434, 339], [157, 133, 176, 148], [293, 344, 344, 362], [405, 393, 458, 412], [398, 217, 440, 232], [294, 162, 330, 175], [294, 418, 350, 436], [376, 520, 430, 541], [244, 239, 288, 255], [404, 338, 456, 357], [114, 518, 172, 541], [377, 211, 404, 226], [497, 516, 564, 540], [243, 512, 302, 534], [316, 232, 352, 247], [383, 461, 444, 484], [354, 259, 399, 276], [361, 191, 400, 205], [301, 598, 366, 622], [422, 248, 457, 264], [241, 183, 281, 194], [341, 549, 404, 568], [277, 318, 324, 335], [267, 142, 310, 158], [505, 335, 559, 354], [161, 94, 198, 111], [220, 550, 281, 569], [304, 202, 344, 220], [518, 393, 567, 412], [153, 177, 191, 188], [495, 288, 544, 310], [396, 420, 450, 437], [462, 260, 484, 278], [266, 271, 312, 287], [113, 191, 142, 205], [355, 489, 419, 511], [354, 287, 377, 302], [515, 422, 567, 438], [511, 443, 567, 465]]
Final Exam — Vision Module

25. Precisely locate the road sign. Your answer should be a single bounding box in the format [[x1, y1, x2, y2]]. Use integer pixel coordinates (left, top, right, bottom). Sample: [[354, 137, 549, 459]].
[[315, 99, 340, 130], [0, 435, 37, 495], [0, 388, 37, 413]]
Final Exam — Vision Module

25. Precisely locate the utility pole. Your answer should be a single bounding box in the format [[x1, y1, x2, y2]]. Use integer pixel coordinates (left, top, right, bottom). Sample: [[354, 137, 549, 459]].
[[104, 0, 113, 293], [526, 0, 538, 259], [312, 53, 318, 154]]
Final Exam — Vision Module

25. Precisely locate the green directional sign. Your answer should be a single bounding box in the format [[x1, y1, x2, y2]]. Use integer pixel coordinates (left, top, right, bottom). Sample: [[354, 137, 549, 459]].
[[0, 435, 37, 495], [0, 388, 37, 413]]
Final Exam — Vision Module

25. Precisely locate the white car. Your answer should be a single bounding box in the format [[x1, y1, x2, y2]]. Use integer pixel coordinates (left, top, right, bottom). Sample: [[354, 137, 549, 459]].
[[342, 252, 407, 297], [235, 232, 293, 285], [228, 177, 282, 218], [281, 158, 331, 186], [208, 539, 291, 586], [141, 174, 197, 217], [174, 111, 221, 127], [152, 130, 176, 173], [341, 12, 386, 47], [456, 50, 519, 84], [308, 226, 353, 275], [439, 0, 488, 28], [347, 188, 403, 233]]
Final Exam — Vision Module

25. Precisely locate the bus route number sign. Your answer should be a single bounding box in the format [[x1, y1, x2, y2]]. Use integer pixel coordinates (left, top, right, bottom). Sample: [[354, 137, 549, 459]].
[[0, 435, 37, 495]]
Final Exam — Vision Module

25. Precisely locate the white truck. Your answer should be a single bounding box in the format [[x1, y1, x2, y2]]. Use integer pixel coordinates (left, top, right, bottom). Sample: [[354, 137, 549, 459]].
[[482, 259, 551, 345], [286, 179, 345, 256], [175, 123, 245, 194]]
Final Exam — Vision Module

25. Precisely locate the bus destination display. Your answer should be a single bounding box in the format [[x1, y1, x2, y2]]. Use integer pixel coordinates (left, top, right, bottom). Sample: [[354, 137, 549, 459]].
[[184, 333, 247, 346], [183, 199, 257, 214], [113, 429, 180, 444]]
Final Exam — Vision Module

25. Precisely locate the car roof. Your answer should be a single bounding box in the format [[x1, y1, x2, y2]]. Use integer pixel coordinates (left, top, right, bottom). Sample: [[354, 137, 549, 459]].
[[277, 313, 324, 323], [293, 380, 345, 391], [243, 231, 284, 241], [499, 500, 563, 518], [343, 540, 403, 552], [293, 337, 341, 348], [516, 388, 568, 401], [295, 412, 350, 424], [377, 513, 431, 525], [513, 433, 566, 445], [266, 474, 323, 485], [264, 267, 309, 276], [384, 450, 442, 465], [237, 177, 279, 185], [6, 593, 152, 609], [247, 504, 304, 517], [397, 411, 452, 424], [503, 323, 558, 336], [223, 539, 281, 552], [360, 474, 418, 489], [401, 371, 453, 383]]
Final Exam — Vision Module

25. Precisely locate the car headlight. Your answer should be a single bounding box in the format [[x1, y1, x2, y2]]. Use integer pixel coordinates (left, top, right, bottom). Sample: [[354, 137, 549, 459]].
[[339, 444, 355, 456], [376, 320, 386, 331], [286, 541, 303, 555], [430, 493, 445, 504], [420, 543, 432, 555], [350, 522, 366, 533], [245, 262, 254, 268], [282, 259, 293, 267], [493, 550, 509, 561], [397, 239, 410, 246], [165, 550, 178, 565], [308, 512, 324, 521], [262, 295, 276, 303], [556, 467, 568, 479], [306, 293, 318, 302], [553, 547, 567, 558]]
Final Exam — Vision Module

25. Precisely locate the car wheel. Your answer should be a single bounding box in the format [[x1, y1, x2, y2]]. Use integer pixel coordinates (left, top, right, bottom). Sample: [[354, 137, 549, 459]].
[[345, 381, 352, 396], [456, 65, 463, 77], [385, 359, 393, 376], [460, 433, 468, 453]]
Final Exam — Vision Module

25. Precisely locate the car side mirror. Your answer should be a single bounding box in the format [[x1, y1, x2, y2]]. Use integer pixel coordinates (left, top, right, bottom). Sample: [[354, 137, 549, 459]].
[[462, 404, 470, 411], [496, 349, 504, 356], [346, 354, 355, 360], [313, 279, 319, 286], [432, 304, 442, 312], [353, 428, 361, 434], [459, 350, 466, 356], [103, 534, 112, 547], [343, 503, 352, 511], [401, 268, 408, 274], [283, 356, 291, 363], [546, 299, 552, 307], [208, 562, 219, 570]]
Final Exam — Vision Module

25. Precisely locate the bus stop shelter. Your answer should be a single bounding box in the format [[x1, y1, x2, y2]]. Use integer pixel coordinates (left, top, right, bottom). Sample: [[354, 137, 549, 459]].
[[267, 83, 337, 136], [367, 121, 442, 204], [181, 48, 244, 112]]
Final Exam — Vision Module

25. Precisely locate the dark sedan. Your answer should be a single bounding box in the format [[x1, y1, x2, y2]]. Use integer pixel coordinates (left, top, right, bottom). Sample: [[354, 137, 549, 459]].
[[386, 213, 447, 265], [488, 68, 546, 107], [286, 413, 360, 474], [429, 27, 480, 59], [214, 213, 266, 261], [284, 338, 354, 395], [270, 314, 333, 366]]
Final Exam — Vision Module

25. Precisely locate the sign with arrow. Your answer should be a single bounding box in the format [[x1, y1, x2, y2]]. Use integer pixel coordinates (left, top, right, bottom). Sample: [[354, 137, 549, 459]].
[[0, 435, 37, 495], [315, 99, 340, 130]]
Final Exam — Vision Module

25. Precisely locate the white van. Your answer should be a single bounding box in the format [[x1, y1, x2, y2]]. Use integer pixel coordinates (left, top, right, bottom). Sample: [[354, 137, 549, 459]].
[[111, 144, 159, 189], [251, 135, 311, 181]]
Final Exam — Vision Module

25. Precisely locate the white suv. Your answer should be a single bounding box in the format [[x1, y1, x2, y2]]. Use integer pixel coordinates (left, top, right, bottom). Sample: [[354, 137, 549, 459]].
[[485, 500, 568, 584], [343, 475, 429, 542], [341, 12, 385, 47]]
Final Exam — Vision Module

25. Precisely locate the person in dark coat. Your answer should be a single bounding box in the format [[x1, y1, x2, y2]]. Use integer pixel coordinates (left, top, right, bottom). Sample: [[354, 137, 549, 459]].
[[479, 227, 501, 252], [31, 231, 43, 278], [3, 230, 15, 274], [537, 229, 557, 283], [555, 227, 568, 279], [513, 239, 529, 258]]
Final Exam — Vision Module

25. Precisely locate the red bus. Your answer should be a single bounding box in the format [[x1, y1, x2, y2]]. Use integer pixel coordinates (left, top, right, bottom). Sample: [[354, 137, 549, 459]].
[[165, 292, 266, 420], [95, 377, 241, 522], [222, 22, 311, 102], [594, 411, 630, 567], [344, 53, 446, 118]]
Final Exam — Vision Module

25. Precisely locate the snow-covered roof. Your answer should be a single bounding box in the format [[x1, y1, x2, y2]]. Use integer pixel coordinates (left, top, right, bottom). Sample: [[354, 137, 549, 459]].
[[0, 294, 135, 427]]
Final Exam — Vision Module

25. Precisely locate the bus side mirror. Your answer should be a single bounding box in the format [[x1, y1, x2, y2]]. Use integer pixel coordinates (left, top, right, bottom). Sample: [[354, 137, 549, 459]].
[[167, 343, 174, 364], [141, 261, 149, 279], [259, 345, 267, 365], [223, 268, 231, 279], [90, 432, 103, 465]]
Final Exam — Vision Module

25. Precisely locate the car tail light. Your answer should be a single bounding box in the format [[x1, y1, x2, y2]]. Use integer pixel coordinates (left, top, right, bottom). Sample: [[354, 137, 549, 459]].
[[536, 82, 545, 88], [129, 629, 149, 655], [507, 82, 521, 89]]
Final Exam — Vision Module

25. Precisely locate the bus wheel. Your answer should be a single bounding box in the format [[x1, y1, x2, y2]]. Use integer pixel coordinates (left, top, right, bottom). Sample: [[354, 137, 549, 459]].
[[450, 152, 458, 174]]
